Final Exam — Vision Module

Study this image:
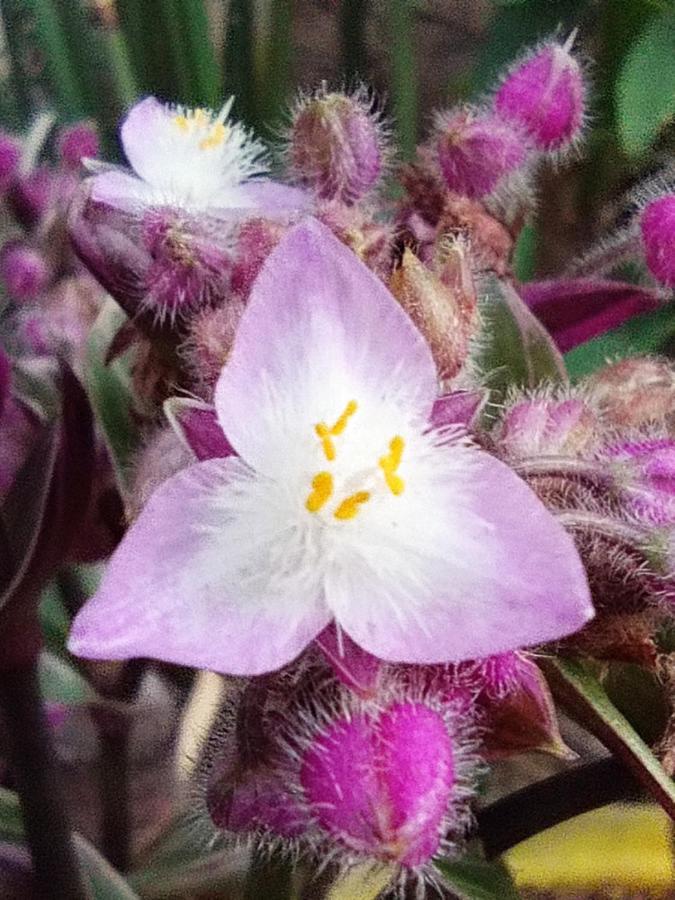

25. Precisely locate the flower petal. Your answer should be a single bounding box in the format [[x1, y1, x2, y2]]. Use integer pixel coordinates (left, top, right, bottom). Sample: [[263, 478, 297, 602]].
[[327, 446, 593, 663], [232, 180, 312, 214], [120, 97, 175, 185], [90, 169, 159, 212], [68, 458, 331, 674], [215, 219, 437, 474]]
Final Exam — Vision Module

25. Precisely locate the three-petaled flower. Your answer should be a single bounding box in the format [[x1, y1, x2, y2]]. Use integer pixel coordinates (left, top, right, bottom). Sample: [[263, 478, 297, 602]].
[[69, 220, 593, 674]]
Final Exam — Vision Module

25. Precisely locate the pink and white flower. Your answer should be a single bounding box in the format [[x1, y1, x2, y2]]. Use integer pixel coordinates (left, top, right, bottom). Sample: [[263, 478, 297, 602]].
[[90, 96, 308, 216], [69, 219, 593, 675]]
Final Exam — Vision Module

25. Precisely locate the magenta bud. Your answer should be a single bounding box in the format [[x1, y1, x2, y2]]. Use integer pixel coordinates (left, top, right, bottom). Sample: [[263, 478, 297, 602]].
[[208, 766, 308, 839], [58, 121, 100, 168], [289, 89, 384, 203], [11, 166, 54, 226], [602, 438, 675, 524], [498, 395, 599, 459], [640, 194, 675, 288], [0, 132, 21, 192], [495, 37, 585, 152], [300, 701, 460, 867], [434, 106, 528, 199], [0, 242, 50, 300], [230, 218, 284, 297]]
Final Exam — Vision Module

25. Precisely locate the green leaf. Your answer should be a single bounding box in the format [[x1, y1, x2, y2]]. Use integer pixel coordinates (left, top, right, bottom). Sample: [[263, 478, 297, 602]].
[[565, 305, 675, 381], [83, 299, 142, 499], [0, 788, 138, 898], [38, 650, 94, 704], [39, 581, 71, 656], [473, 275, 566, 411], [543, 658, 675, 819], [616, 7, 675, 157], [223, 0, 258, 128], [435, 853, 521, 900], [388, 0, 418, 160], [513, 223, 537, 282]]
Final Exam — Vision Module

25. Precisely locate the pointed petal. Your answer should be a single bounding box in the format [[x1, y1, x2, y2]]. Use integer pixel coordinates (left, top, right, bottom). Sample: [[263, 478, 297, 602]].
[[328, 447, 593, 663], [215, 219, 437, 474], [120, 97, 174, 184], [68, 459, 330, 674], [90, 169, 158, 212]]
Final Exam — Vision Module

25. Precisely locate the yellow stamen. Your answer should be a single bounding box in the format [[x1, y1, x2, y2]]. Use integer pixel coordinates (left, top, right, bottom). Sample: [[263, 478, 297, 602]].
[[314, 423, 336, 461], [194, 108, 208, 126], [305, 471, 334, 513], [334, 491, 371, 520], [330, 400, 358, 435], [379, 435, 405, 496], [173, 114, 190, 133], [199, 122, 227, 150]]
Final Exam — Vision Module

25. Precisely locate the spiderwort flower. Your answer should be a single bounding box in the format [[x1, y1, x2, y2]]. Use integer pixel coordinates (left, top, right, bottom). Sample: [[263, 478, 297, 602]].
[[91, 96, 308, 216], [69, 220, 592, 674]]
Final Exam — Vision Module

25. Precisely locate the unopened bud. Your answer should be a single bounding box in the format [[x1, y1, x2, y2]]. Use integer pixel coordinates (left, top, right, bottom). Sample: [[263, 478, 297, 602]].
[[498, 394, 600, 459], [11, 166, 54, 226], [0, 242, 50, 301], [58, 121, 100, 169], [300, 699, 470, 867], [230, 218, 285, 297], [586, 357, 675, 428], [0, 347, 11, 422], [318, 201, 394, 278], [434, 106, 528, 199], [495, 36, 586, 152], [288, 89, 384, 203], [640, 194, 675, 288], [0, 132, 21, 193], [390, 247, 477, 380], [600, 438, 675, 525], [181, 299, 245, 392]]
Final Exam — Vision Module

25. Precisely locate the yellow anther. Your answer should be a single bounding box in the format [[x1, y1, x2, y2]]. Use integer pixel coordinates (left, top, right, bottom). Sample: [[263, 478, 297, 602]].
[[199, 122, 227, 150], [305, 471, 334, 513], [314, 423, 336, 461], [334, 491, 371, 520], [173, 114, 190, 133], [379, 435, 405, 496], [194, 108, 208, 126], [330, 400, 358, 435]]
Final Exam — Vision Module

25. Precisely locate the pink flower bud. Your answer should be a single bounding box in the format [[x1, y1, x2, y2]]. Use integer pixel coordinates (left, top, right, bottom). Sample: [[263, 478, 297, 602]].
[[495, 37, 585, 152], [0, 242, 50, 300], [498, 395, 600, 459], [601, 438, 675, 525], [434, 106, 528, 199], [11, 166, 55, 226], [288, 89, 384, 203], [58, 121, 100, 169], [587, 357, 675, 428], [141, 208, 231, 322], [0, 346, 11, 422], [640, 194, 675, 288], [300, 699, 470, 868], [230, 218, 285, 297], [181, 299, 246, 391], [0, 132, 21, 192]]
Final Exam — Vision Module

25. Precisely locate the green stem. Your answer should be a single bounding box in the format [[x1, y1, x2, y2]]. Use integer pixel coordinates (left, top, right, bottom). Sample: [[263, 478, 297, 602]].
[[387, 0, 417, 160]]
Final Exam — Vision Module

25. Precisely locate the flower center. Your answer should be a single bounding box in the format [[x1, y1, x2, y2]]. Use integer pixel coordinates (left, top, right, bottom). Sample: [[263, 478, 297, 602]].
[[172, 108, 229, 151], [304, 400, 405, 520]]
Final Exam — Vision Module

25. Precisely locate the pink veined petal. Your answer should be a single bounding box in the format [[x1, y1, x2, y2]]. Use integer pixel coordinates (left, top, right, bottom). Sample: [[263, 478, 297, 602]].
[[120, 97, 174, 185], [215, 218, 438, 475], [67, 458, 331, 675], [90, 169, 159, 212], [327, 447, 593, 663]]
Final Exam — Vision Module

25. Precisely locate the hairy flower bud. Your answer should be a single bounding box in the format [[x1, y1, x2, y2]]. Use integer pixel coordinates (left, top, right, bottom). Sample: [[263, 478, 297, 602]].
[[58, 121, 100, 169], [434, 106, 528, 199], [498, 394, 600, 459], [0, 132, 21, 193], [390, 247, 477, 380], [299, 698, 472, 868], [640, 194, 675, 288], [288, 89, 384, 203], [230, 218, 285, 297], [600, 438, 675, 525], [181, 299, 245, 391], [586, 357, 675, 428], [495, 36, 585, 152], [0, 242, 50, 301]]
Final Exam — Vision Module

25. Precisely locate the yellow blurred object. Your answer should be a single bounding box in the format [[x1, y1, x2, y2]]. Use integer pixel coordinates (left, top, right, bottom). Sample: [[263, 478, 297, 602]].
[[504, 802, 675, 891], [325, 862, 396, 900]]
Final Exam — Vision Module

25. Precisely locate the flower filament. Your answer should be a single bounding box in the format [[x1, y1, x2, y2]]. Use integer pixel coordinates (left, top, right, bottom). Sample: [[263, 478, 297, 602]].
[[305, 400, 405, 520]]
